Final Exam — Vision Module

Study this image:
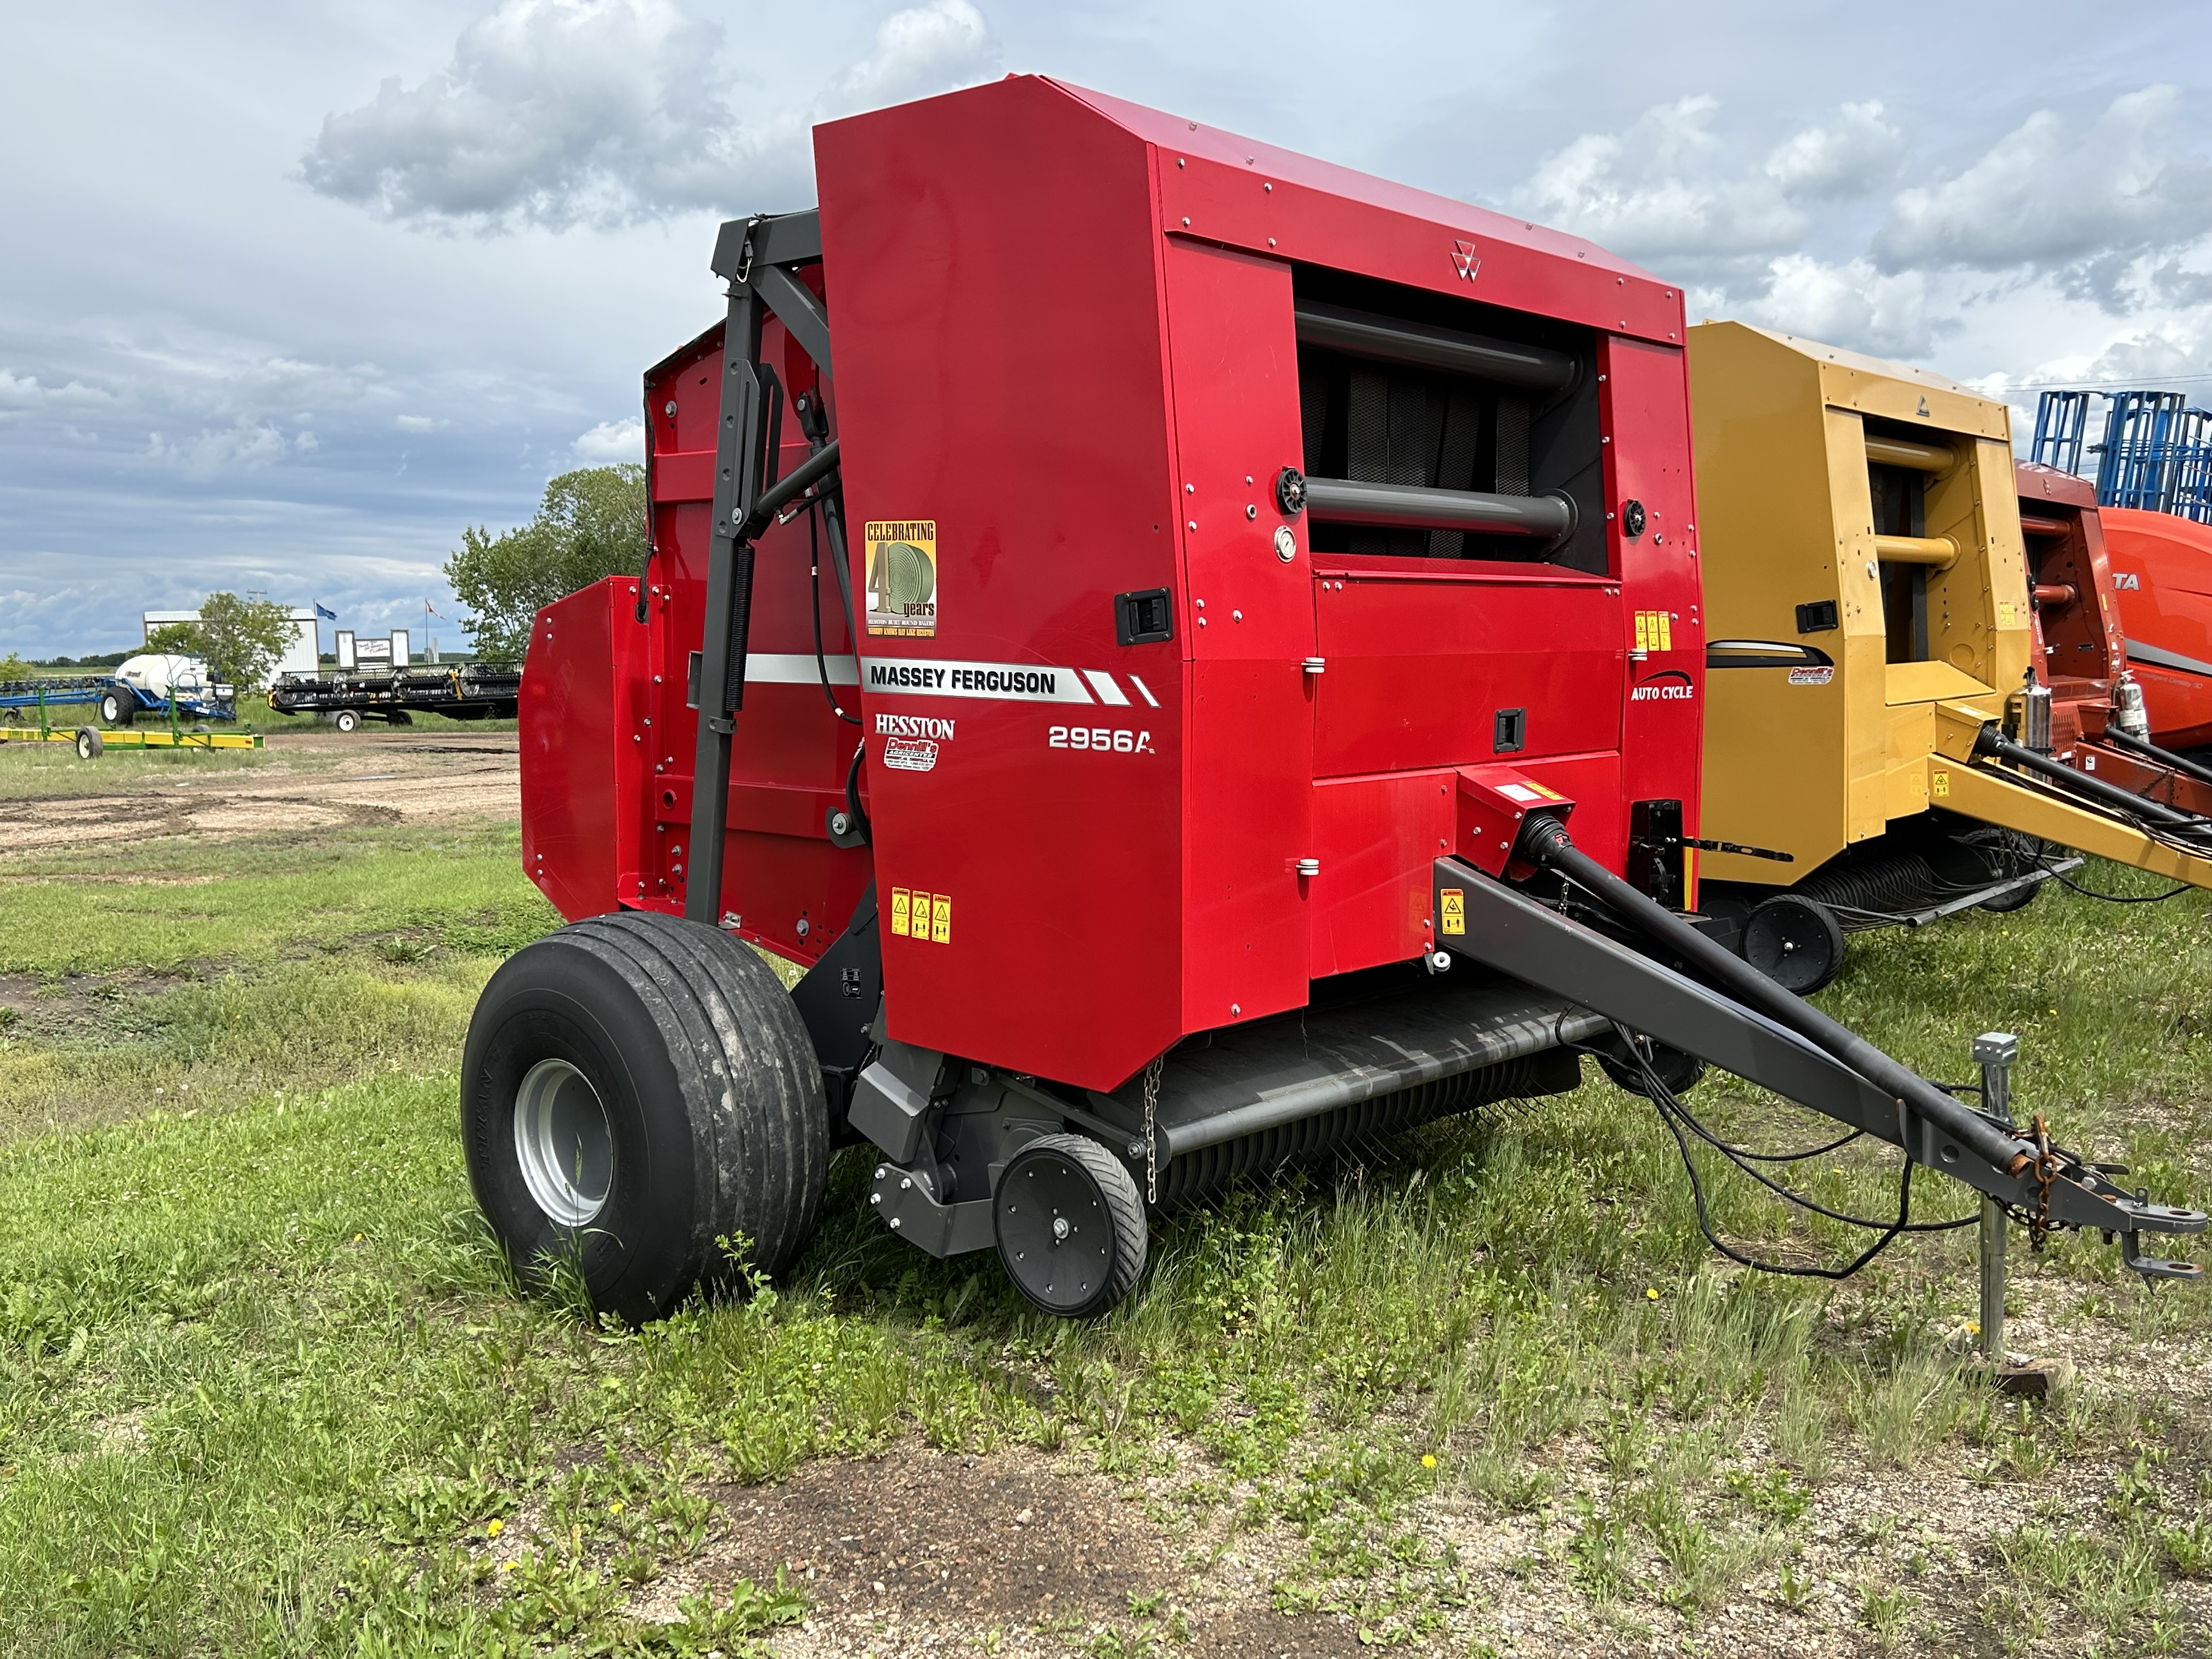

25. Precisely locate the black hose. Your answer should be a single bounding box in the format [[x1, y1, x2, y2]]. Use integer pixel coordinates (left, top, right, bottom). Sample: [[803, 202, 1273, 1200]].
[[809, 505, 861, 727], [844, 739, 870, 845], [1517, 812, 2030, 1176]]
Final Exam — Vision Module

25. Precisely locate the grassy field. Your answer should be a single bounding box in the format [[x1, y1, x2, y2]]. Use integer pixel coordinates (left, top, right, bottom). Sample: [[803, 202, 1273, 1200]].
[[2, 740, 2211, 1656]]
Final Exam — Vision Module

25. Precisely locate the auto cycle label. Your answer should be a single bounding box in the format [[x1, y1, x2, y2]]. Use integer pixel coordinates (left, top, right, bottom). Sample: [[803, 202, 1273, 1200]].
[[865, 520, 937, 637]]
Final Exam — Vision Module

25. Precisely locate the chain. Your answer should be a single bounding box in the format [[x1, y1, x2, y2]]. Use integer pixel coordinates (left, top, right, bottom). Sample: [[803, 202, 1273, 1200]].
[[2028, 1113, 2059, 1252], [1142, 1055, 1165, 1205]]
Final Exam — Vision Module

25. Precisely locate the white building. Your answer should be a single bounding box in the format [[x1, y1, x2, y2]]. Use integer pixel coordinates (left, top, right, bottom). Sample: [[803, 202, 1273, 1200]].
[[142, 607, 319, 688]]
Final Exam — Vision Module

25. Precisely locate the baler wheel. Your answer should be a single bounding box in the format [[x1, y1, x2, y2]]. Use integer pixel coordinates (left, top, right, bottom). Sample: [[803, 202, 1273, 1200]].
[[1595, 1034, 1706, 1099], [460, 912, 828, 1322], [1742, 893, 1844, 995], [333, 709, 361, 733], [994, 1134, 1146, 1318]]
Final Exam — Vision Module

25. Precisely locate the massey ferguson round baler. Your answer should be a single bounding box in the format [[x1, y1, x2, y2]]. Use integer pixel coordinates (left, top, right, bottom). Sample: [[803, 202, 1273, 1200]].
[[464, 76, 2202, 1322]]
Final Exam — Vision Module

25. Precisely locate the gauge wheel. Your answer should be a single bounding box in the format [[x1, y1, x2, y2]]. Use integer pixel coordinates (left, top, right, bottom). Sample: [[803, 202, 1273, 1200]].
[[73, 727, 104, 761], [333, 708, 361, 733], [993, 1133, 1146, 1318], [1741, 893, 1846, 995], [1595, 1032, 1707, 1099]]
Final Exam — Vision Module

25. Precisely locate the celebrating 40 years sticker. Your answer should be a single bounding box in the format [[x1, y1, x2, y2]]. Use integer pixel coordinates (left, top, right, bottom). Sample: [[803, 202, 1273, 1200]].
[[865, 520, 937, 637]]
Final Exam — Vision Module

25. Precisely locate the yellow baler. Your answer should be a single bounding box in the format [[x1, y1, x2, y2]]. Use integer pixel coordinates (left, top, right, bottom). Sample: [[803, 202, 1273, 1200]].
[[1689, 321, 2212, 990]]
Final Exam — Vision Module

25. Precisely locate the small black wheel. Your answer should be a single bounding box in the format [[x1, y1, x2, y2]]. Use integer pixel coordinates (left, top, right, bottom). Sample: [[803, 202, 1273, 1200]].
[[333, 709, 360, 733], [73, 727, 103, 761], [1977, 832, 2045, 913], [1596, 1032, 1706, 1099], [462, 912, 828, 1322], [994, 1133, 1146, 1318], [1742, 893, 1845, 995], [99, 690, 133, 727], [387, 709, 414, 726]]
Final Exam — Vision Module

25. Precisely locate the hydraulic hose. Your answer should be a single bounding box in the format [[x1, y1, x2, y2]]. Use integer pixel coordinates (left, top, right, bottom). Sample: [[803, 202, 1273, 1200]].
[[1514, 812, 2030, 1176], [1973, 726, 2212, 838], [2100, 726, 2212, 793]]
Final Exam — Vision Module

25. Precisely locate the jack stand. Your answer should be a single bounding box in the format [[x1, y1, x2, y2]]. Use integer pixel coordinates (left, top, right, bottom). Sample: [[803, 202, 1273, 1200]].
[[1970, 1032, 2073, 1399]]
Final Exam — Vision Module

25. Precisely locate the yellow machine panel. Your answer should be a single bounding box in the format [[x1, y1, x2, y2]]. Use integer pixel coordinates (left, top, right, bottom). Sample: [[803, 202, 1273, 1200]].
[[1688, 321, 2212, 994], [1690, 321, 2028, 882]]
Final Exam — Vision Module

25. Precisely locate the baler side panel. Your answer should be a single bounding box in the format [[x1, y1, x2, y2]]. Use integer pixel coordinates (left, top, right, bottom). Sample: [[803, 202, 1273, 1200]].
[[1602, 334, 1706, 868], [520, 580, 629, 922], [2103, 507, 2212, 751], [1686, 325, 1849, 886], [1160, 237, 1314, 1029], [641, 323, 870, 960], [816, 77, 1188, 1088]]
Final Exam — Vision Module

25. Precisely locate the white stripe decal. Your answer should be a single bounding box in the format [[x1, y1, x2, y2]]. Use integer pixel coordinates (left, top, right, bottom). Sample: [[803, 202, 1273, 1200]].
[[1127, 674, 1160, 708], [860, 656, 1096, 704], [1083, 669, 1131, 706], [743, 652, 859, 686]]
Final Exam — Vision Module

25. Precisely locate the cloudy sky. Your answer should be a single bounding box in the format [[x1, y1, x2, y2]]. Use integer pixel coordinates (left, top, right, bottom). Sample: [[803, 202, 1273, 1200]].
[[3, 0, 2209, 656]]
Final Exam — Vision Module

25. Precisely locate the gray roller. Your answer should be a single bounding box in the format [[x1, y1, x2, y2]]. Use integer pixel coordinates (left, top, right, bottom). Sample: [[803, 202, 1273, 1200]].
[[1305, 475, 1575, 540], [1294, 300, 1577, 393]]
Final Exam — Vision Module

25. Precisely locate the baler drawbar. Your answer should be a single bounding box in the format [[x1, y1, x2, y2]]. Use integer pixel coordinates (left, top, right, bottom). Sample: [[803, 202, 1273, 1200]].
[[469, 76, 2205, 1324]]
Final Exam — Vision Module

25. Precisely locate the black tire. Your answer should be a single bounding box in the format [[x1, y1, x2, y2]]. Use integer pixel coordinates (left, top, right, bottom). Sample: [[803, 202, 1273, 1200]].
[[99, 690, 133, 727], [1595, 1032, 1707, 1099], [993, 1133, 1147, 1318], [73, 727, 103, 761], [461, 911, 828, 1322], [333, 709, 360, 733], [1742, 893, 1845, 995], [387, 709, 413, 726], [1977, 832, 2046, 913]]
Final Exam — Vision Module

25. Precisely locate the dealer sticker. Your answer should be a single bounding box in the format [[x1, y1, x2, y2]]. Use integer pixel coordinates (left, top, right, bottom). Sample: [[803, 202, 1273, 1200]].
[[865, 520, 938, 637], [1787, 666, 1834, 685]]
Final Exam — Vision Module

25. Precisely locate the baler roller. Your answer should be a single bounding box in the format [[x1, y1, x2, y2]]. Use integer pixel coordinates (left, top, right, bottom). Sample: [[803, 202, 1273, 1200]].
[[1866, 434, 1955, 472], [1874, 533, 1960, 569], [1302, 475, 1576, 540], [1292, 298, 1577, 393]]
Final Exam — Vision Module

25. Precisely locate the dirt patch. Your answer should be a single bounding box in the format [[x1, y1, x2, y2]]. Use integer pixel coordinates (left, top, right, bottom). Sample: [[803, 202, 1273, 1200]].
[[652, 1448, 1370, 1657], [3, 731, 518, 852]]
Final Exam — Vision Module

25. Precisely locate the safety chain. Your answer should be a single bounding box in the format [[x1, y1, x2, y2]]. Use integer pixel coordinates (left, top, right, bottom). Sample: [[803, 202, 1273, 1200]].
[[1142, 1055, 1165, 1205], [2027, 1113, 2059, 1252]]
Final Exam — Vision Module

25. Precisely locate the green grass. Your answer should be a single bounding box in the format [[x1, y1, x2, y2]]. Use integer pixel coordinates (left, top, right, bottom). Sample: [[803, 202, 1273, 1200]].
[[0, 815, 2210, 1651]]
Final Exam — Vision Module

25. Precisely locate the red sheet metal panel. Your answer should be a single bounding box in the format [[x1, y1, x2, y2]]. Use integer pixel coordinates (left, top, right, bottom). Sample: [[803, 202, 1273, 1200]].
[[2101, 507, 2212, 752]]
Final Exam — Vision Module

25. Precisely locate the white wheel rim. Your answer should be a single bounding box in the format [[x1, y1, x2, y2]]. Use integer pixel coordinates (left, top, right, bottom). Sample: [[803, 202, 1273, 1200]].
[[513, 1058, 613, 1226]]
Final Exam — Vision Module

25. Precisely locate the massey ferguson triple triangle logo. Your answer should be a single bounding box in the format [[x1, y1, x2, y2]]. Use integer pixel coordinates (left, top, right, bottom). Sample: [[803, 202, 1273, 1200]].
[[1451, 239, 1480, 281]]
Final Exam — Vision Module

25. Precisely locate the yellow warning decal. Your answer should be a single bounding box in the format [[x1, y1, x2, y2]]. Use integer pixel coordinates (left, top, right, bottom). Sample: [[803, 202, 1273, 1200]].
[[1440, 888, 1465, 936], [1634, 611, 1651, 652], [1933, 770, 1951, 799], [1659, 612, 1673, 650], [930, 894, 951, 944], [864, 520, 938, 638], [1633, 608, 1674, 651], [889, 888, 911, 936]]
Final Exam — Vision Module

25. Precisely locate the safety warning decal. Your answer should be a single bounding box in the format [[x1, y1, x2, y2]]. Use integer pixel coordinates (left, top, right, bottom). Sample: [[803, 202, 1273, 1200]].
[[889, 887, 951, 944], [1634, 609, 1674, 652], [1787, 665, 1835, 686], [865, 520, 938, 637], [1932, 770, 1951, 799], [1496, 782, 1563, 805], [1440, 888, 1465, 936]]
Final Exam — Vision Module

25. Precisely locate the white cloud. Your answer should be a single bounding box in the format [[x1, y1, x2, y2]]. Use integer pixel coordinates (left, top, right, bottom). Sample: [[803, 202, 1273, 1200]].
[[1764, 101, 1904, 201], [0, 369, 114, 409], [1735, 255, 1939, 360], [1873, 86, 2212, 305], [822, 1, 995, 118], [143, 420, 306, 477], [572, 416, 642, 461], [301, 0, 998, 233], [396, 414, 445, 432]]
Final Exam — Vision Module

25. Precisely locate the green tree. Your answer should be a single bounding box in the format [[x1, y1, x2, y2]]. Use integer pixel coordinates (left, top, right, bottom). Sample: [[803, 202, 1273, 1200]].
[[0, 652, 31, 683], [143, 594, 295, 691], [444, 466, 648, 664]]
